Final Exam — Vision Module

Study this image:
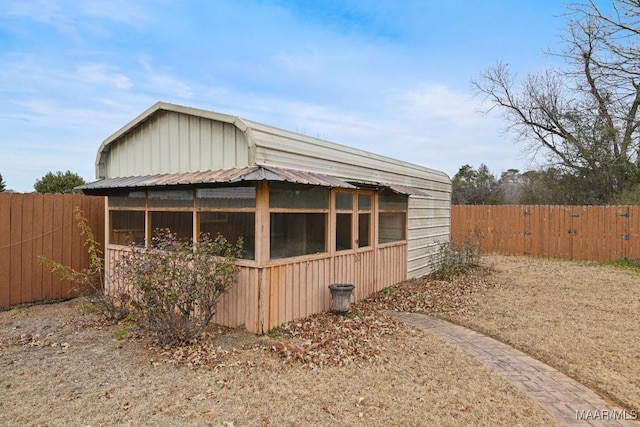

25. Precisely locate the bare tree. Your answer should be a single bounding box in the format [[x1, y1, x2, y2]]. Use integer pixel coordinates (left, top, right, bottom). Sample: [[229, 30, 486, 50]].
[[473, 0, 640, 204]]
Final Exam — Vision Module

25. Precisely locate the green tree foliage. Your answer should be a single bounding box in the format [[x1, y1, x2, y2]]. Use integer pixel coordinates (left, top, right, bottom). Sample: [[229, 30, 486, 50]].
[[473, 0, 640, 205], [517, 169, 568, 205], [452, 164, 592, 205], [451, 164, 500, 205], [494, 169, 525, 205], [0, 173, 6, 192], [34, 170, 86, 194]]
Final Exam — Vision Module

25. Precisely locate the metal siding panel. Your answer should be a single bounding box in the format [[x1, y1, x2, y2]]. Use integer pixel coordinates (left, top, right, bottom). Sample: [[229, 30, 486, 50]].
[[236, 128, 249, 166], [159, 114, 171, 173], [201, 118, 213, 170], [211, 121, 224, 169], [142, 121, 152, 175], [407, 196, 449, 278], [133, 127, 144, 175], [123, 113, 253, 174], [190, 117, 202, 171], [254, 145, 450, 200], [111, 139, 121, 177], [223, 123, 236, 167], [123, 129, 133, 176], [179, 113, 190, 171], [252, 132, 449, 184], [149, 116, 161, 174], [168, 113, 181, 173], [106, 142, 118, 177]]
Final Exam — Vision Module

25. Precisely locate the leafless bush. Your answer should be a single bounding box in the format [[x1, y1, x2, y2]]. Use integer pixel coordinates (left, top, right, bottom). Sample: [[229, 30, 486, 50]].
[[432, 231, 483, 280], [112, 229, 242, 345]]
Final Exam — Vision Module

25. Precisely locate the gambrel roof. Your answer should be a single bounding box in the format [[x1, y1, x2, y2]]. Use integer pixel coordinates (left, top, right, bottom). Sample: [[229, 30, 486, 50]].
[[93, 101, 450, 194]]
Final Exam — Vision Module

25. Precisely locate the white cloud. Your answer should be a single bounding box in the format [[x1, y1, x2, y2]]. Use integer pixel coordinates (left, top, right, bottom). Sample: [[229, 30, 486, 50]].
[[389, 84, 483, 127], [76, 64, 132, 90], [138, 55, 193, 99], [81, 0, 153, 28], [272, 49, 322, 74], [1, 0, 70, 30]]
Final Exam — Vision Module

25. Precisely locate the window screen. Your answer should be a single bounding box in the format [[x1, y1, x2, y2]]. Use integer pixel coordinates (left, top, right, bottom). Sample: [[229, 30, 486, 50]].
[[110, 211, 145, 246], [270, 213, 327, 258], [269, 184, 329, 209], [150, 211, 193, 242], [200, 212, 255, 259], [197, 187, 256, 208], [378, 189, 408, 244]]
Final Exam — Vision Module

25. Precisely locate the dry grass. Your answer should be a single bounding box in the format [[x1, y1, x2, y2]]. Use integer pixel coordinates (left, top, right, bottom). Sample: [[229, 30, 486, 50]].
[[3, 254, 636, 426], [445, 255, 640, 413], [0, 292, 557, 425]]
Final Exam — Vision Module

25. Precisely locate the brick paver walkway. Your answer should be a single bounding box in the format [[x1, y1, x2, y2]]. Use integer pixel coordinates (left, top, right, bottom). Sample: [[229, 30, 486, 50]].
[[384, 311, 639, 427]]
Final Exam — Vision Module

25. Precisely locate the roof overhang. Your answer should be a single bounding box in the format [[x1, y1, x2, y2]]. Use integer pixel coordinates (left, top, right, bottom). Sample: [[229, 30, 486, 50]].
[[347, 180, 431, 197], [78, 165, 357, 194]]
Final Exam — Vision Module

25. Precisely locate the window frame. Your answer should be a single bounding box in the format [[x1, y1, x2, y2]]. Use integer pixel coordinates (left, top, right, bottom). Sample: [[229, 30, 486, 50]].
[[334, 191, 354, 252], [377, 189, 408, 245], [268, 182, 330, 261], [333, 190, 375, 253], [106, 185, 258, 265], [357, 193, 373, 249]]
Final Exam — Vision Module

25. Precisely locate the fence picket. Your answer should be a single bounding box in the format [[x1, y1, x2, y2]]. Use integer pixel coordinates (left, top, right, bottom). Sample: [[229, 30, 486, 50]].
[[452, 205, 639, 262], [0, 194, 104, 310], [0, 193, 11, 309]]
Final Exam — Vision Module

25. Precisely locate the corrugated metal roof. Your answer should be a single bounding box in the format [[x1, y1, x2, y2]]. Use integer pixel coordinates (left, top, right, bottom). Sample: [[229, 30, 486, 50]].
[[387, 184, 431, 197], [78, 165, 357, 191], [345, 179, 432, 197]]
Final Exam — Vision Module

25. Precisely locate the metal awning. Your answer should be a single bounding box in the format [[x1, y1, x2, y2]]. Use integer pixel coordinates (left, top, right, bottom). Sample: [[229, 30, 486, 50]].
[[78, 165, 357, 193], [386, 184, 431, 197], [347, 180, 432, 197]]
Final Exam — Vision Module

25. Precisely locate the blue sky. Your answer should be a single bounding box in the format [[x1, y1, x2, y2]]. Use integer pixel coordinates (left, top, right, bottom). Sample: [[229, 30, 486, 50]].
[[1, 0, 573, 192]]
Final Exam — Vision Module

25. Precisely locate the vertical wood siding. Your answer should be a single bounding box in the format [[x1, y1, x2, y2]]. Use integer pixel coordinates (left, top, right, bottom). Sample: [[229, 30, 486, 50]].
[[0, 193, 105, 310], [105, 242, 408, 333], [451, 205, 640, 262], [213, 266, 260, 331]]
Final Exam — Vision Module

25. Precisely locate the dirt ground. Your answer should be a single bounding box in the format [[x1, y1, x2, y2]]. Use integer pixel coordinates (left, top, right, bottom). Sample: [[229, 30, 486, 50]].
[[2, 255, 635, 426]]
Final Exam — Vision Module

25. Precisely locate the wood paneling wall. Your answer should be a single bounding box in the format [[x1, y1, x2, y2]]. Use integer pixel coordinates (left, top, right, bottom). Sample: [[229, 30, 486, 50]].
[[451, 205, 640, 262], [0, 193, 105, 309], [106, 243, 407, 333]]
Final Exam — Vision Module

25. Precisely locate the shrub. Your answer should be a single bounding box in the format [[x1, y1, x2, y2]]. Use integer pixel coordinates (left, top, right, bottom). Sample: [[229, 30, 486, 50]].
[[40, 207, 103, 294], [432, 232, 483, 280], [113, 229, 242, 345], [40, 207, 133, 322]]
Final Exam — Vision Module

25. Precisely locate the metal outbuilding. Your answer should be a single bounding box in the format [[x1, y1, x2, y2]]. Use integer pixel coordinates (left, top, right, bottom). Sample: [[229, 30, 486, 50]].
[[81, 101, 451, 333]]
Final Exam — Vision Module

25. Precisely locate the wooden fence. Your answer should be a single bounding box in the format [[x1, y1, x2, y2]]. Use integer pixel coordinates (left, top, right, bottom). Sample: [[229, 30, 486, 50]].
[[0, 193, 105, 310], [4, 200, 637, 309], [451, 205, 640, 262]]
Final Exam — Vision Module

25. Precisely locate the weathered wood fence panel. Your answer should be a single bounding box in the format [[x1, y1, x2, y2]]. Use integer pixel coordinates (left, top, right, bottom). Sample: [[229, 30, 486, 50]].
[[0, 193, 105, 310], [451, 205, 639, 262]]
